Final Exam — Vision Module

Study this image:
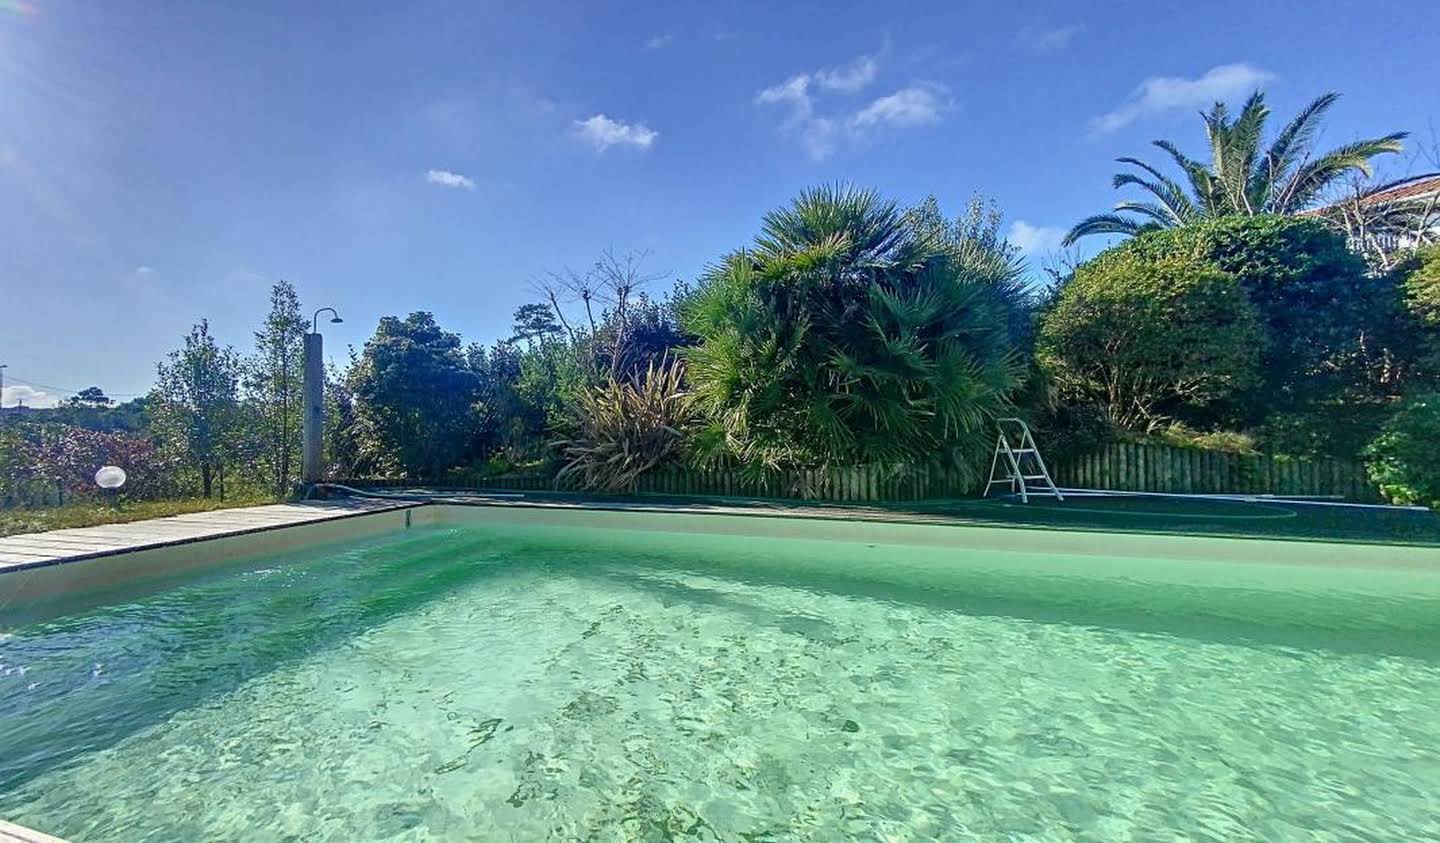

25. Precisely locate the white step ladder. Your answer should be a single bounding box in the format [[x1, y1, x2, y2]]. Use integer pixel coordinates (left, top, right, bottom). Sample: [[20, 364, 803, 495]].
[[984, 417, 1063, 503]]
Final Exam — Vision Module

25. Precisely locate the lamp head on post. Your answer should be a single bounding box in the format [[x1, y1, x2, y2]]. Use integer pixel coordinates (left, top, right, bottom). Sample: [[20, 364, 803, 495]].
[[312, 307, 343, 335], [302, 307, 341, 487]]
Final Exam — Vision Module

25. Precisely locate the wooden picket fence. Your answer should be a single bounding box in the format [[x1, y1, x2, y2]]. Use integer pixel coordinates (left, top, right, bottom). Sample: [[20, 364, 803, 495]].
[[1050, 442, 1379, 502], [338, 441, 1380, 503]]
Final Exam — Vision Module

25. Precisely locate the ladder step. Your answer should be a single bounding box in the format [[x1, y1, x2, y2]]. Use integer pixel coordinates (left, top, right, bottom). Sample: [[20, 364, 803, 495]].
[[1021, 475, 1050, 480]]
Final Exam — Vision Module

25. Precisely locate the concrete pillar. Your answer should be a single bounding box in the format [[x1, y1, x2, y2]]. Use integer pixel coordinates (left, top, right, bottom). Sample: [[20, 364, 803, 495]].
[[301, 332, 324, 485]]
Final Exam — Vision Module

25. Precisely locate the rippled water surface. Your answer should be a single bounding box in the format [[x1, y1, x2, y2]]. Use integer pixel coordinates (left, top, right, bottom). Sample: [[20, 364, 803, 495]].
[[2, 521, 1440, 841]]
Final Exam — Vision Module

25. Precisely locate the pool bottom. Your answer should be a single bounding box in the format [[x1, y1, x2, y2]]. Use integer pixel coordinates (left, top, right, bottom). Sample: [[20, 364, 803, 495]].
[[2, 522, 1439, 841]]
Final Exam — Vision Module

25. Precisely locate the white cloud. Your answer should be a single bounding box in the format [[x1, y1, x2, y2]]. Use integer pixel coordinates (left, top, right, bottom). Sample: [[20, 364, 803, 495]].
[[814, 55, 878, 93], [1007, 220, 1067, 255], [1091, 63, 1274, 134], [425, 169, 476, 190], [574, 114, 658, 151], [851, 85, 945, 129], [757, 54, 947, 160], [757, 75, 814, 123], [645, 33, 674, 49], [2, 384, 61, 409], [1021, 24, 1084, 52], [134, 265, 155, 276]]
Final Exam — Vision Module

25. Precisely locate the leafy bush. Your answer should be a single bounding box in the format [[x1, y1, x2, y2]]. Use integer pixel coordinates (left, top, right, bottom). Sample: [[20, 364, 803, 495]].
[[1364, 394, 1440, 507], [1253, 402, 1393, 459], [1, 422, 181, 506], [1397, 245, 1440, 377], [556, 358, 692, 491], [1402, 244, 1440, 325], [1101, 216, 1374, 417], [682, 185, 1026, 476], [1030, 403, 1115, 462], [1147, 425, 1257, 454], [1038, 251, 1263, 431], [348, 312, 482, 479]]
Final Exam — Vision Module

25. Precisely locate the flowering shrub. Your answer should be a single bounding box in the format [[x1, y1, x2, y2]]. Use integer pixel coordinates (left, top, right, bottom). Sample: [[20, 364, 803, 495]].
[[0, 422, 180, 505]]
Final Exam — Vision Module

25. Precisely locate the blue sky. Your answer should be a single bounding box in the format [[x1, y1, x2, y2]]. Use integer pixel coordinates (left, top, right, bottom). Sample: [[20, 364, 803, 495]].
[[2, 0, 1437, 406]]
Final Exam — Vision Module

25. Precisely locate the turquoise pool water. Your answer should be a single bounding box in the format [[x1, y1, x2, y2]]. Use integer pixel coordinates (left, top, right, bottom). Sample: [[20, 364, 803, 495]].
[[2, 519, 1440, 841]]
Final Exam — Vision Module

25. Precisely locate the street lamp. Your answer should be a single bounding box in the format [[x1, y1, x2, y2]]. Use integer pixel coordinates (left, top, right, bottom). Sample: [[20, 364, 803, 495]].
[[312, 307, 343, 335], [302, 307, 343, 486]]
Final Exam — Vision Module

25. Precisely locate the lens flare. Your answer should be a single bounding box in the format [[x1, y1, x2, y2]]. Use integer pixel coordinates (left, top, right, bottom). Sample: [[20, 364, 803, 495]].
[[0, 0, 39, 16]]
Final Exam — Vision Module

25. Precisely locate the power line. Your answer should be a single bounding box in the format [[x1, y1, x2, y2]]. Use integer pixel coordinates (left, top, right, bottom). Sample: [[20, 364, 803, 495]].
[[1, 373, 145, 399]]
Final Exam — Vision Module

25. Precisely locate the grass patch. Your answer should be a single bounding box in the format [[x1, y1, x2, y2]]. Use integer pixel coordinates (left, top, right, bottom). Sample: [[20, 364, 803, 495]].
[[0, 496, 280, 538]]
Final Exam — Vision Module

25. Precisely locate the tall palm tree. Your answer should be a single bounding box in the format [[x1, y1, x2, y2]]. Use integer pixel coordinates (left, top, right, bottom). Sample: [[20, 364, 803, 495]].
[[1064, 91, 1406, 245]]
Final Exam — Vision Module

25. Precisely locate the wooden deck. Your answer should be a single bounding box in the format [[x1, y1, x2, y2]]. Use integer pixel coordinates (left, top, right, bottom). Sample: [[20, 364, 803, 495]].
[[0, 499, 419, 573]]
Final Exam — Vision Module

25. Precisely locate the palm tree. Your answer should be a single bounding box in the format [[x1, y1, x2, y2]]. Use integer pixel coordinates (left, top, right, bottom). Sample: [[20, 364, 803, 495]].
[[1064, 91, 1406, 245], [682, 185, 1026, 478]]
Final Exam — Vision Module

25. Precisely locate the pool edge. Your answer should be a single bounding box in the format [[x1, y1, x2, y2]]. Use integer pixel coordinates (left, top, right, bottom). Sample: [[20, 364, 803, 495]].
[[0, 818, 69, 843]]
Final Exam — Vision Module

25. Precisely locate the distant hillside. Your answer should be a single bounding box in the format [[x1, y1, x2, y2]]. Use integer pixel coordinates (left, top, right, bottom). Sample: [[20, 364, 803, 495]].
[[0, 397, 151, 435]]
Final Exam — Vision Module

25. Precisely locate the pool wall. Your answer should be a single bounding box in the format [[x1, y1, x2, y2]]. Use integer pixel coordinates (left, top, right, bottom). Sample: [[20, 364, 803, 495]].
[[5, 500, 1440, 623], [1, 506, 436, 611], [436, 503, 1440, 570]]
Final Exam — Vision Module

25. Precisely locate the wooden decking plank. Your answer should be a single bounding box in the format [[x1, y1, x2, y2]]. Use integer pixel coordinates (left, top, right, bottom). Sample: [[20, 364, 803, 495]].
[[0, 500, 416, 571]]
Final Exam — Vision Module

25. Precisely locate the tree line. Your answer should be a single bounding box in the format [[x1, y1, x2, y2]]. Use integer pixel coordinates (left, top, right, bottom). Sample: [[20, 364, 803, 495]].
[[5, 85, 1439, 508]]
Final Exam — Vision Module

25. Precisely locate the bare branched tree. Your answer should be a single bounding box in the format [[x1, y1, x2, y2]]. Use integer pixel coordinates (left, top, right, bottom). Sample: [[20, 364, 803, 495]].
[[529, 248, 670, 381], [1319, 122, 1440, 271]]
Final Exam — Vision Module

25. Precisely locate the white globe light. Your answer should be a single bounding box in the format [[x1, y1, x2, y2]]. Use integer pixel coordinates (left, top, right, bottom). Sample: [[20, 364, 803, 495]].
[[95, 466, 127, 489]]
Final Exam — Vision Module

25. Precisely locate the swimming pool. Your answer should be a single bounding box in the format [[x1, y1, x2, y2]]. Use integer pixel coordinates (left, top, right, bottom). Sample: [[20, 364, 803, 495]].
[[3, 505, 1439, 840]]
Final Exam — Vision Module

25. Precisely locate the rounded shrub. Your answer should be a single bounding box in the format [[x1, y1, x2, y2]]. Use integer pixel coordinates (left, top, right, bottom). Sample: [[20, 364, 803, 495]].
[[1038, 251, 1263, 431], [1364, 393, 1440, 508], [1104, 216, 1372, 416]]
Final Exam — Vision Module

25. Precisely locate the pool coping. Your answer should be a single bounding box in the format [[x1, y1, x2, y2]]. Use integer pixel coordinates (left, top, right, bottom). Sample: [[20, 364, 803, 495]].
[[0, 499, 422, 574], [0, 818, 67, 843]]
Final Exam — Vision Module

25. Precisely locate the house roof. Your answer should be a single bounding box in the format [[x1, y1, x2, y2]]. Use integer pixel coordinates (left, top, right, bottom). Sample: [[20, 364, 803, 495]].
[[1298, 173, 1440, 218], [1348, 173, 1440, 208]]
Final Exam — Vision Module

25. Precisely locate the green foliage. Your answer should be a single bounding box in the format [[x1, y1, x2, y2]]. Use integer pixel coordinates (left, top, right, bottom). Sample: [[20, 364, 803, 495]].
[[516, 338, 587, 438], [1145, 424, 1258, 454], [1038, 251, 1263, 430], [1365, 394, 1440, 507], [149, 320, 243, 497], [348, 312, 481, 479], [322, 359, 362, 478], [556, 358, 692, 491], [15, 396, 150, 434], [1399, 245, 1440, 374], [243, 280, 307, 495], [1029, 403, 1116, 463], [1067, 90, 1405, 244], [0, 421, 181, 506], [1402, 245, 1440, 324], [683, 185, 1026, 476], [66, 386, 112, 408], [1253, 403, 1394, 459], [1100, 216, 1377, 418], [509, 303, 563, 345], [592, 289, 695, 380]]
